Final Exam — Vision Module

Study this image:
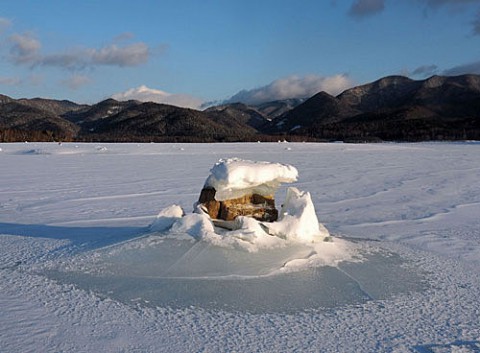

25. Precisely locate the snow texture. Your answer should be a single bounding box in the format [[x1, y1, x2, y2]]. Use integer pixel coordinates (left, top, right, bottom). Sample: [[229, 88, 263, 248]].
[[265, 186, 330, 242], [149, 204, 184, 232], [1, 142, 479, 353], [204, 157, 298, 200]]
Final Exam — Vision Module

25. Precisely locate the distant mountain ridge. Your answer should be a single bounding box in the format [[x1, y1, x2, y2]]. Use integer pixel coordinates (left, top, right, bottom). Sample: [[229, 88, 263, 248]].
[[0, 96, 82, 141], [1, 74, 480, 142], [76, 101, 260, 142], [266, 74, 480, 141]]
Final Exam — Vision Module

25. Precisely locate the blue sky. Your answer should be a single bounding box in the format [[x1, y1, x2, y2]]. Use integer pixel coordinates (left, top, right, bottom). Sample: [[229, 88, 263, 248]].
[[1, 0, 480, 107]]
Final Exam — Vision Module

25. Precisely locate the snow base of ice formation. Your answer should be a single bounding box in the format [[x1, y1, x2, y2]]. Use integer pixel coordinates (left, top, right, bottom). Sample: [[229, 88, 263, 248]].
[[151, 187, 332, 250]]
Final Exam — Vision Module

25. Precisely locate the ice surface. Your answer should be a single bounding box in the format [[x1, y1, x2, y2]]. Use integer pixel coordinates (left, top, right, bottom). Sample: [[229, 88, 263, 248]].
[[204, 157, 298, 200], [45, 241, 426, 313], [1, 142, 479, 352]]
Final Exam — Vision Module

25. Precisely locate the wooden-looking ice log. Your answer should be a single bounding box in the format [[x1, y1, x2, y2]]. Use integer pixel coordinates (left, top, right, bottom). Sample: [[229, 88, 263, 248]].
[[198, 186, 278, 222]]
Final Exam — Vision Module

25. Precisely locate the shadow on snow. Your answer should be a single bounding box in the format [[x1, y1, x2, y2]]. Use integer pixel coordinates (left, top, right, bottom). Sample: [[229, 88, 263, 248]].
[[0, 222, 147, 252]]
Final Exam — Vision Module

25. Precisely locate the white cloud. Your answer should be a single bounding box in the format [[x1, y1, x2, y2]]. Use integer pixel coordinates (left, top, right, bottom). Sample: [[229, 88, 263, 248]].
[[111, 85, 204, 109], [90, 42, 149, 67], [40, 42, 150, 69], [225, 74, 354, 105], [412, 64, 439, 77], [9, 32, 41, 64], [61, 74, 92, 90], [7, 32, 151, 70], [40, 50, 88, 70], [443, 60, 480, 76]]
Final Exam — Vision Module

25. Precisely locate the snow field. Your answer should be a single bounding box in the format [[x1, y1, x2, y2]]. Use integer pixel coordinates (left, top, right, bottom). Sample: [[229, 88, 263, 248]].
[[1, 142, 479, 352]]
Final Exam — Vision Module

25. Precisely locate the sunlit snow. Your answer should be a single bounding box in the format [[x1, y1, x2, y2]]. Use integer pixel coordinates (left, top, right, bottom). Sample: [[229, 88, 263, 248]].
[[1, 142, 479, 353], [204, 158, 298, 200]]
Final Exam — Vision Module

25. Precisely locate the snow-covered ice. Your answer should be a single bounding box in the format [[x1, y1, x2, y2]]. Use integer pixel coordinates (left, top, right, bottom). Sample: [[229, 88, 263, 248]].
[[204, 158, 298, 200], [1, 142, 479, 352]]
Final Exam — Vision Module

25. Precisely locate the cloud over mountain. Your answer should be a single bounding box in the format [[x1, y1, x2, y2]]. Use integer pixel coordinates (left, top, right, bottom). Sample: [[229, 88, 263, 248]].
[[412, 64, 439, 77], [8, 32, 41, 64], [443, 60, 480, 76], [111, 85, 204, 109], [225, 74, 354, 105]]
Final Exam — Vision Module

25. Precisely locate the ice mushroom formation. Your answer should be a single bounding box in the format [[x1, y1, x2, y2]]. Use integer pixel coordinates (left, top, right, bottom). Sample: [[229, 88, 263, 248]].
[[204, 158, 298, 201], [150, 158, 332, 251]]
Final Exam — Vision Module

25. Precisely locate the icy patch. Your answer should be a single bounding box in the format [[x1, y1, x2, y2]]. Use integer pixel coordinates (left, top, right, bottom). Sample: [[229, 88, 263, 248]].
[[42, 184, 363, 310], [204, 158, 298, 200], [42, 240, 427, 313]]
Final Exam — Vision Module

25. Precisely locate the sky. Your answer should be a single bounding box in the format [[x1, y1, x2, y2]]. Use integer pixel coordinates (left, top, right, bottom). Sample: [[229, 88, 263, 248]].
[[1, 0, 480, 108]]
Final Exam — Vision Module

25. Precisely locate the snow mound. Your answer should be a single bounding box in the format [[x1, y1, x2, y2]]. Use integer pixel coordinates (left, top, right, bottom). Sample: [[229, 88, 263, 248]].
[[265, 187, 329, 242], [151, 193, 332, 253], [204, 158, 298, 200], [151, 159, 331, 252], [149, 205, 184, 232], [147, 159, 350, 271], [170, 213, 216, 240]]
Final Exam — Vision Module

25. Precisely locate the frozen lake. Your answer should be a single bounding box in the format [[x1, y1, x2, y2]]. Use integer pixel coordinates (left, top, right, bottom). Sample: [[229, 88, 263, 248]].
[[44, 239, 426, 314], [1, 142, 479, 352]]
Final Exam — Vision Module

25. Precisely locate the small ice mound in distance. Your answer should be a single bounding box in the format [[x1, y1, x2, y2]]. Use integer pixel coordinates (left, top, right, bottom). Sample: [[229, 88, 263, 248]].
[[19, 148, 51, 155], [95, 145, 108, 152], [149, 158, 354, 268]]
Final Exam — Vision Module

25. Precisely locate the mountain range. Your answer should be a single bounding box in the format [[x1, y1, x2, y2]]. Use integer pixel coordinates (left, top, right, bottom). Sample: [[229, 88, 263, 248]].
[[1, 74, 480, 142]]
